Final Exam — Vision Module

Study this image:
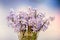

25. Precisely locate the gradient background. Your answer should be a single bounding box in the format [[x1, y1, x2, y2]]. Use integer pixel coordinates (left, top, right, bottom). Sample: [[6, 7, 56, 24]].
[[0, 0, 60, 40]]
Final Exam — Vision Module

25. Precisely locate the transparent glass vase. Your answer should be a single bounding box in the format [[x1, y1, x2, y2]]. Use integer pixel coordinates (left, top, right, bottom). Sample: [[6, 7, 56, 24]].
[[18, 32, 37, 40]]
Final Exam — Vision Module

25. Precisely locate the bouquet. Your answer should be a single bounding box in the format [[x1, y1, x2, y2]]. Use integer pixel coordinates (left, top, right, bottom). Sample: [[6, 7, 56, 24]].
[[7, 7, 54, 40]]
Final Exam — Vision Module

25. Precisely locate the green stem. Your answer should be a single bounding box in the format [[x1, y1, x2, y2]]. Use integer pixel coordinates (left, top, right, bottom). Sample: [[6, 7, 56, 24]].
[[18, 26, 37, 40], [18, 32, 37, 40]]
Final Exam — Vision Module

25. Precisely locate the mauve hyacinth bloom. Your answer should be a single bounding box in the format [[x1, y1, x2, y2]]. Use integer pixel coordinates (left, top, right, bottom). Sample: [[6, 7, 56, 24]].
[[7, 7, 54, 33]]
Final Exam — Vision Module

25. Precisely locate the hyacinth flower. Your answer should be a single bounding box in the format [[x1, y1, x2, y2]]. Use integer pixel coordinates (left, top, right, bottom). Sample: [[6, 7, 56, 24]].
[[7, 7, 54, 40]]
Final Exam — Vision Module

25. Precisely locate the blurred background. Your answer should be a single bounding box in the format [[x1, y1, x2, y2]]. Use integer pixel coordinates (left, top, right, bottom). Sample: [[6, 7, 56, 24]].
[[0, 0, 60, 40]]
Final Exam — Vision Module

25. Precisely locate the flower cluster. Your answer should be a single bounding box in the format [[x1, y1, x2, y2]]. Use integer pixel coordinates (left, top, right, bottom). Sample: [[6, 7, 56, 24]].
[[7, 7, 54, 33]]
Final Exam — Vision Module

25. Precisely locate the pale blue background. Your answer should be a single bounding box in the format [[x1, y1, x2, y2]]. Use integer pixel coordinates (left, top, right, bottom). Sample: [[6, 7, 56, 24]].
[[0, 0, 60, 40]]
